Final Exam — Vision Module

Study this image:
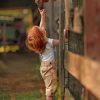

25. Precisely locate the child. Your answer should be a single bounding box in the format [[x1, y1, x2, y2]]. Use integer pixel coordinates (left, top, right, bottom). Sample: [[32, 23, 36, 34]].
[[26, 9, 67, 100]]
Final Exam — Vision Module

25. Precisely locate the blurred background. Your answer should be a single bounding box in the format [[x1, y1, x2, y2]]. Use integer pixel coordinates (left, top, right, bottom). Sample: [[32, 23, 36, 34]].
[[0, 0, 46, 100]]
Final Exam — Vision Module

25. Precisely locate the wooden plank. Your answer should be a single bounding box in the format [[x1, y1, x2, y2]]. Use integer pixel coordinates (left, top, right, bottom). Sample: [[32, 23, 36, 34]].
[[84, 0, 100, 61], [59, 0, 65, 99], [65, 51, 100, 99], [64, 0, 70, 29], [73, 7, 82, 33], [49, 0, 54, 38]]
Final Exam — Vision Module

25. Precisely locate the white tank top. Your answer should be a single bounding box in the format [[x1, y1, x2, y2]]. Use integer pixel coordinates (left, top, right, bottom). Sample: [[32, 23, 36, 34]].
[[40, 38, 55, 61]]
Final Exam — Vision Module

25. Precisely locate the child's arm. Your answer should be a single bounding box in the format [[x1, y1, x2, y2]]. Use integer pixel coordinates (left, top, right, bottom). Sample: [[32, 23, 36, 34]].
[[64, 29, 68, 43], [53, 29, 68, 46], [53, 39, 59, 46], [39, 8, 46, 31]]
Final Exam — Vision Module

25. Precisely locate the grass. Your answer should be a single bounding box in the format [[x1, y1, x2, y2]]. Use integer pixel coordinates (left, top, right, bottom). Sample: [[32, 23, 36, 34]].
[[16, 91, 42, 100], [0, 90, 43, 100], [0, 91, 11, 100], [32, 64, 41, 81]]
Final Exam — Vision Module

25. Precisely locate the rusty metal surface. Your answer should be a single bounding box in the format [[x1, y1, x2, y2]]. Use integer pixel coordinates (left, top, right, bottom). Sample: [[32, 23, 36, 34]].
[[84, 0, 100, 61]]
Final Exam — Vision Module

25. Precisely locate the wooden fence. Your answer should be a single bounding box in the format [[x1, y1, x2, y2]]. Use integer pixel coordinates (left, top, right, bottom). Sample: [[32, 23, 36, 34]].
[[64, 0, 100, 100]]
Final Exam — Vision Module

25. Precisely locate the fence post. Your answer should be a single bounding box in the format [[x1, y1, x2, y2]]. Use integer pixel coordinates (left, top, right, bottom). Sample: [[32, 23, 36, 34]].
[[58, 0, 65, 99]]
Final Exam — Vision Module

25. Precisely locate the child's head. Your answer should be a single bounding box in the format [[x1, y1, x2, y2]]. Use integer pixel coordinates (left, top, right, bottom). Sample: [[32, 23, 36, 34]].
[[26, 26, 47, 53]]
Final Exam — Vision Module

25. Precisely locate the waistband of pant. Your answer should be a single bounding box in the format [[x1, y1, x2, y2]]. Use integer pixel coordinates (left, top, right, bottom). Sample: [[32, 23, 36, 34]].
[[41, 60, 55, 65]]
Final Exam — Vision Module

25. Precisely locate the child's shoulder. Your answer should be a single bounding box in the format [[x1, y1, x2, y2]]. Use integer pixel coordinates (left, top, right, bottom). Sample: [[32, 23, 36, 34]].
[[47, 38, 54, 47]]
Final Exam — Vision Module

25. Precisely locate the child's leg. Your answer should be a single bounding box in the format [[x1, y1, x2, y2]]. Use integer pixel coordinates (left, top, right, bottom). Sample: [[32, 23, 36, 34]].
[[40, 61, 57, 100]]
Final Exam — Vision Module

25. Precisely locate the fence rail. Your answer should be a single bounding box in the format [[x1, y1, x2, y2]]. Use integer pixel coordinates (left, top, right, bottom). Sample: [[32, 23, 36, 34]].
[[65, 51, 100, 99]]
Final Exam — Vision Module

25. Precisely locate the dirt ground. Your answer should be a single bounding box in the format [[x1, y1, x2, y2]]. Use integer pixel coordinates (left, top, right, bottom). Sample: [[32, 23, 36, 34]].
[[0, 52, 44, 93]]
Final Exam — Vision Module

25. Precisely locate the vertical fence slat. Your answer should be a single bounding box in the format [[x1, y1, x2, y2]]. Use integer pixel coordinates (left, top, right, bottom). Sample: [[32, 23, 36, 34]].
[[59, 0, 65, 99]]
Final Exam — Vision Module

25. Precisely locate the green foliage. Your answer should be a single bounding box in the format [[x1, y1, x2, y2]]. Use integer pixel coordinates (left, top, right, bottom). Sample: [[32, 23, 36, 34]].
[[32, 64, 42, 81], [78, 0, 83, 8], [16, 91, 41, 100], [55, 87, 75, 100], [0, 91, 11, 100], [55, 87, 61, 100], [0, 91, 42, 100]]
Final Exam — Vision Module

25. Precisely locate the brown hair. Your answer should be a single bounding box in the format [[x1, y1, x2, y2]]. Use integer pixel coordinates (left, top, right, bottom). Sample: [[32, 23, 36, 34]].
[[26, 26, 47, 53]]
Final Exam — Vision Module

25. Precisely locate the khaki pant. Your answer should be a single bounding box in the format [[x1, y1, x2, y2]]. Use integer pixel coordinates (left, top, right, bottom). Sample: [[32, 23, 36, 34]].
[[40, 60, 57, 96]]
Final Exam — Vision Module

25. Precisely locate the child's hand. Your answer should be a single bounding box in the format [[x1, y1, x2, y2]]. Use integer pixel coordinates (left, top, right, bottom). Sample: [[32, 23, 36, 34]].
[[35, 0, 43, 4], [64, 29, 68, 42], [35, 0, 49, 4], [38, 8, 46, 17]]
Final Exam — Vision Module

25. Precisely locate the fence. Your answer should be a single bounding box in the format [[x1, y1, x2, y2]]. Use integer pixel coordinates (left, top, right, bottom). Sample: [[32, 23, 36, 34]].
[[63, 0, 100, 100]]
